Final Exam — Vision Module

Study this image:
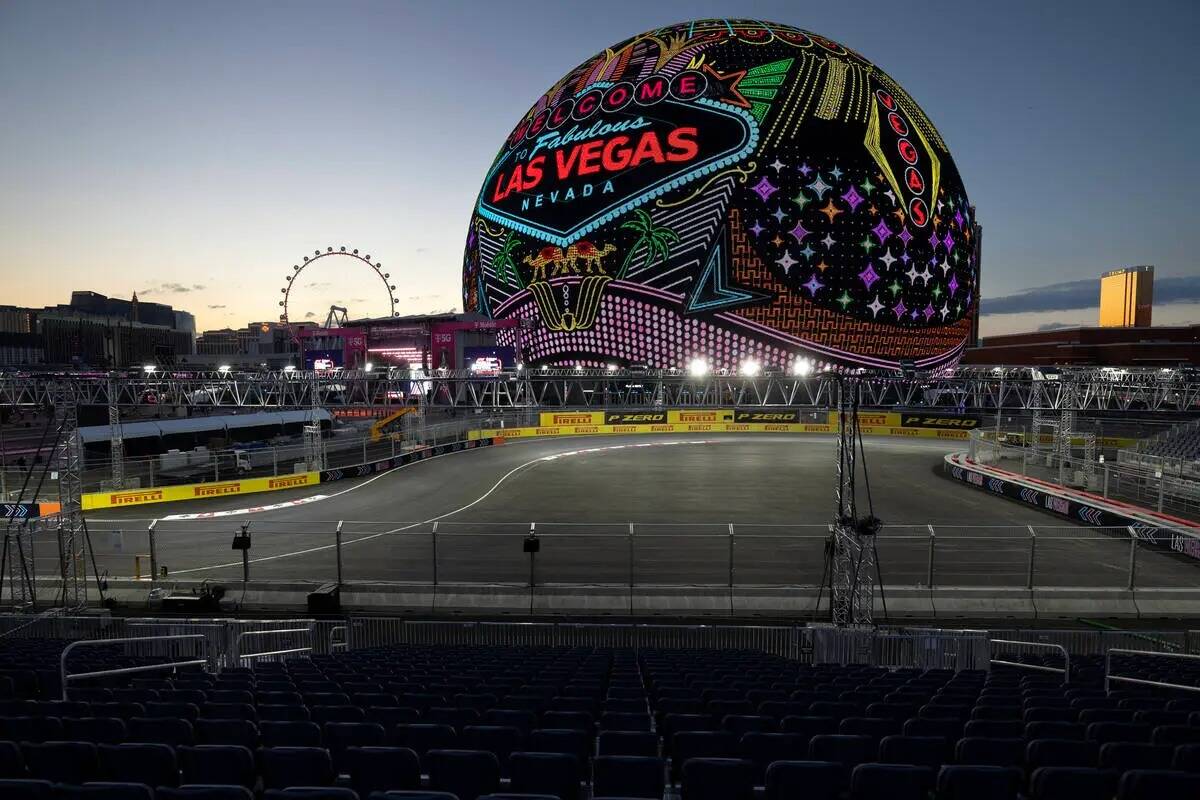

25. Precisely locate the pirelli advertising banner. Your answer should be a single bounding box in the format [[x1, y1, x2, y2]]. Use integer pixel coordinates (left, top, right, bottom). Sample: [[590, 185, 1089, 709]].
[[603, 411, 668, 425], [539, 411, 605, 426], [473, 422, 968, 440], [668, 409, 734, 424], [81, 472, 321, 510], [826, 411, 901, 428], [734, 408, 802, 424], [899, 413, 981, 430]]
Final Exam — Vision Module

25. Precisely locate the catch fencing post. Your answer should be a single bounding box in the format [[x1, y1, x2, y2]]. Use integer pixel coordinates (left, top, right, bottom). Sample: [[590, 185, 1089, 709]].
[[728, 523, 735, 616], [335, 520, 344, 588], [214, 454, 219, 482], [362, 437, 368, 465], [1157, 470, 1165, 512], [1026, 525, 1037, 589], [628, 522, 635, 615], [1126, 526, 1138, 590], [1102, 461, 1109, 498], [927, 524, 936, 588], [431, 521, 439, 613], [147, 519, 159, 585], [272, 447, 278, 477]]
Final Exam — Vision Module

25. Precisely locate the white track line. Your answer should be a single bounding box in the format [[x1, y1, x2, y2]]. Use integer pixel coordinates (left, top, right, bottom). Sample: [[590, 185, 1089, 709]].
[[163, 438, 710, 575], [162, 439, 715, 576]]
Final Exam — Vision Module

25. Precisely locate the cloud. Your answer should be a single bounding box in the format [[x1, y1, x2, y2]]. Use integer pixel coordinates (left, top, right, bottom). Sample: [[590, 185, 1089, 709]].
[[192, 284, 205, 291], [139, 282, 197, 295], [1036, 321, 1076, 331], [207, 304, 226, 309], [303, 311, 316, 319], [415, 247, 429, 254], [408, 294, 442, 302], [303, 281, 332, 289], [982, 275, 1200, 315]]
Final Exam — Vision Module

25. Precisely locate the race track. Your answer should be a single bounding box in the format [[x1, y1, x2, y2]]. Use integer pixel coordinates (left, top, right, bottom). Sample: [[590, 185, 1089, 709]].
[[70, 434, 1198, 591]]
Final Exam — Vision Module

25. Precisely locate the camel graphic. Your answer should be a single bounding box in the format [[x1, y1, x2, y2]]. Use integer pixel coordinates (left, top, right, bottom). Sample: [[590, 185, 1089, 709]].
[[567, 240, 618, 275], [522, 246, 564, 282]]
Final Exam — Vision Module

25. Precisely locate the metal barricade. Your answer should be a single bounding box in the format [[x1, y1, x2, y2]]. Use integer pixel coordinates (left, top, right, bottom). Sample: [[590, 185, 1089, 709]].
[[61, 634, 209, 700], [1105, 648, 1200, 693], [990, 639, 1070, 677], [233, 626, 313, 665]]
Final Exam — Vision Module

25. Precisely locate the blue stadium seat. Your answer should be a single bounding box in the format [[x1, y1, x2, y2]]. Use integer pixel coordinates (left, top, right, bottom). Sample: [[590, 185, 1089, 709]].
[[599, 712, 651, 732], [1174, 743, 1200, 772], [680, 757, 754, 800], [763, 760, 844, 800], [1025, 721, 1085, 741], [391, 724, 457, 764], [528, 728, 590, 763], [324, 722, 387, 771], [179, 745, 256, 789], [262, 790, 360, 800], [1086, 722, 1152, 744], [312, 706, 366, 725], [1025, 738, 1098, 770], [0, 779, 54, 799], [738, 732, 806, 783], [850, 763, 934, 800], [65, 717, 127, 744], [261, 720, 323, 747], [808, 734, 877, 769], [597, 730, 657, 757], [259, 705, 311, 722], [426, 749, 501, 800], [195, 718, 258, 749], [963, 720, 1023, 739], [127, 716, 195, 746], [878, 735, 945, 769], [99, 742, 179, 788], [935, 764, 1022, 800], [508, 751, 581, 800], [201, 703, 257, 723], [55, 782, 155, 800], [1029, 766, 1118, 800], [1116, 768, 1200, 800], [670, 731, 738, 780], [0, 716, 63, 743], [360, 793, 457, 800], [0, 740, 26, 777], [460, 726, 523, 772], [344, 746, 421, 797], [592, 755, 665, 799], [954, 737, 1024, 768], [261, 746, 336, 790], [145, 702, 200, 721], [20, 740, 99, 784], [1100, 742, 1175, 771]]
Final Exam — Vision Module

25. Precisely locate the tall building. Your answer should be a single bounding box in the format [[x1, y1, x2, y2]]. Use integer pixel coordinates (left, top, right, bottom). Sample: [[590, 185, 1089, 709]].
[[1099, 266, 1154, 328]]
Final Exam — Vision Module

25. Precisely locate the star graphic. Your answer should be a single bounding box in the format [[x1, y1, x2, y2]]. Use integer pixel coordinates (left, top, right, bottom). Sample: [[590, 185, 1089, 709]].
[[905, 265, 920, 284], [836, 290, 853, 309], [807, 174, 832, 198], [841, 186, 864, 211], [802, 274, 824, 296], [892, 299, 907, 317], [917, 267, 932, 285], [879, 249, 897, 269], [816, 259, 830, 272], [892, 208, 906, 224], [800, 244, 816, 260], [752, 177, 778, 202], [858, 264, 880, 289], [931, 284, 944, 299], [867, 295, 884, 317], [772, 206, 787, 223], [776, 251, 798, 272], [749, 220, 765, 237], [871, 219, 892, 244], [868, 205, 878, 216], [898, 227, 913, 245], [936, 199, 945, 213], [819, 199, 842, 222], [798, 161, 812, 176], [911, 308, 921, 320], [887, 280, 902, 296], [701, 63, 751, 108], [821, 234, 836, 249], [948, 274, 959, 295], [900, 251, 910, 265], [939, 302, 951, 320], [883, 189, 897, 205], [830, 165, 844, 180], [860, 236, 875, 253], [860, 177, 876, 193], [939, 257, 952, 275], [769, 158, 786, 173], [791, 192, 810, 209], [791, 222, 810, 242], [771, 234, 784, 248], [928, 231, 940, 250]]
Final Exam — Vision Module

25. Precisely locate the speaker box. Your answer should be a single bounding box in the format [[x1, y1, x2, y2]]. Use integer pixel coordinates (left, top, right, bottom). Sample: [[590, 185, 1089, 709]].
[[307, 582, 341, 614]]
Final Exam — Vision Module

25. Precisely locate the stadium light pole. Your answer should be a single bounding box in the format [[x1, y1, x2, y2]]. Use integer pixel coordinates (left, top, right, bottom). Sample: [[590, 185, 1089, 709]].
[[689, 357, 709, 378]]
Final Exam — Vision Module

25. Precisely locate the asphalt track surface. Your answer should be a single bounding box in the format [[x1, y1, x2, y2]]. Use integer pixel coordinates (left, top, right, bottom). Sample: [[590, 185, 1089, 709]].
[[65, 434, 1198, 590]]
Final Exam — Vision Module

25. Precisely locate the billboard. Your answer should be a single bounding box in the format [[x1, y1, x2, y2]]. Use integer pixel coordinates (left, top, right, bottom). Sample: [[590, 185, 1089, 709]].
[[464, 18, 977, 372], [304, 348, 343, 371]]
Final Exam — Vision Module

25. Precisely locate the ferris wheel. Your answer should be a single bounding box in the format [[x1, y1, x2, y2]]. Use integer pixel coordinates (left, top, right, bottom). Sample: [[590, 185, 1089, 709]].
[[279, 246, 399, 340]]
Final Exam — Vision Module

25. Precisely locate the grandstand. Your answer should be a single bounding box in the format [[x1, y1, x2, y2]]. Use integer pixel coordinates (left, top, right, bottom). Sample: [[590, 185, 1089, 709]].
[[1, 620, 1200, 799], [1139, 419, 1200, 463]]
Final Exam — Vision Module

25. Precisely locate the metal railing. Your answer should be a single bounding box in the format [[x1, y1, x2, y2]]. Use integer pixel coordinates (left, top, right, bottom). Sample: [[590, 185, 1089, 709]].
[[234, 626, 313, 665], [60, 633, 209, 699], [989, 639, 1070, 676], [1104, 648, 1200, 693], [72, 521, 1197, 594]]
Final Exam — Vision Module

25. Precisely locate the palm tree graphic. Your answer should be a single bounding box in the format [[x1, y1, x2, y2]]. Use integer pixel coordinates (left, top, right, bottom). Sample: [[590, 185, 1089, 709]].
[[492, 231, 524, 287], [618, 209, 680, 279]]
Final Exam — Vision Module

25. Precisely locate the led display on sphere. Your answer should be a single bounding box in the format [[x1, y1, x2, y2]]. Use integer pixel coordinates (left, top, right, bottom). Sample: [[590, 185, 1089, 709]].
[[463, 19, 978, 371]]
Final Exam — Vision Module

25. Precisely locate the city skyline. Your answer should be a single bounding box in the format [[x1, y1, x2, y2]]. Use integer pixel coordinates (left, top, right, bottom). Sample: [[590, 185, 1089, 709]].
[[2, 0, 1197, 337]]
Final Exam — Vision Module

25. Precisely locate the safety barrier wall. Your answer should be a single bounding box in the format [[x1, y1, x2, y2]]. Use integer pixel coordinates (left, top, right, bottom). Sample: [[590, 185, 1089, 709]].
[[471, 421, 972, 441], [317, 436, 498, 484], [81, 472, 320, 511], [945, 453, 1200, 562]]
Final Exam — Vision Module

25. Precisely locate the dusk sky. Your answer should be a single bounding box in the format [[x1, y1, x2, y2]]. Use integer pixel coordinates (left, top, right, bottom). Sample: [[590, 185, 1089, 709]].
[[2, 0, 1197, 336]]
